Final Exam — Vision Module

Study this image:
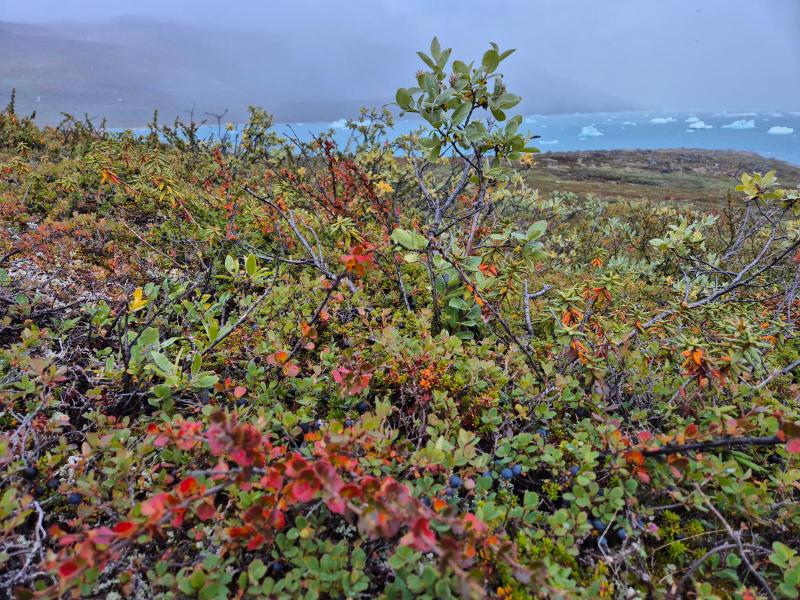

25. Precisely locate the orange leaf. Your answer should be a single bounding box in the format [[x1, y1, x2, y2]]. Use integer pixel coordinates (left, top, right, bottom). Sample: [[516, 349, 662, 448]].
[[624, 450, 645, 466]]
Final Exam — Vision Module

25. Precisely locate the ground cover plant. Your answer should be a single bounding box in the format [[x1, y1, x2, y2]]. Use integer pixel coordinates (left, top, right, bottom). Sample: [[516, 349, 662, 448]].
[[1, 39, 800, 599]]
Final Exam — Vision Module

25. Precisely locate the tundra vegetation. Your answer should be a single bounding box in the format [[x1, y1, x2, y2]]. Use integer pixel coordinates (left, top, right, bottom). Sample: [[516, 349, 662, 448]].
[[1, 39, 800, 599]]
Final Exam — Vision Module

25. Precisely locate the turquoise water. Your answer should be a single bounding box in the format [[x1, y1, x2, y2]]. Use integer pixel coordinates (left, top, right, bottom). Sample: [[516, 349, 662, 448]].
[[132, 110, 800, 165]]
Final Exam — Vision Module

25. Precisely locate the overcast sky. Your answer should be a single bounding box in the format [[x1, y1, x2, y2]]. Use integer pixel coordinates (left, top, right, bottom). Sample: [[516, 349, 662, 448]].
[[1, 0, 798, 123]]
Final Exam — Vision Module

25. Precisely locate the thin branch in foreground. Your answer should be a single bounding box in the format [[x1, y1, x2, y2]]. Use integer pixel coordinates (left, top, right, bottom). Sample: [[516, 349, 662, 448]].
[[642, 435, 782, 457], [694, 484, 776, 600]]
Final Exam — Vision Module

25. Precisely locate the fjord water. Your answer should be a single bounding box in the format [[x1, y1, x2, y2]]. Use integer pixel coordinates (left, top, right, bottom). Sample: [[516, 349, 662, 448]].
[[137, 110, 800, 164]]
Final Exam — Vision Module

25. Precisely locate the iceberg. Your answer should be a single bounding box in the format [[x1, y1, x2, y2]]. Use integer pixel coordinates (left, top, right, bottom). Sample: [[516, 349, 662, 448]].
[[649, 117, 676, 124], [688, 120, 713, 129], [722, 119, 755, 130], [580, 125, 603, 137], [768, 126, 794, 135], [713, 110, 757, 117]]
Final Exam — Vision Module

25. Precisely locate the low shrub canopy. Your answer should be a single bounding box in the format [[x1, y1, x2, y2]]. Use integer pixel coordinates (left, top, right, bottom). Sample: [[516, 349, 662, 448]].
[[1, 39, 800, 599]]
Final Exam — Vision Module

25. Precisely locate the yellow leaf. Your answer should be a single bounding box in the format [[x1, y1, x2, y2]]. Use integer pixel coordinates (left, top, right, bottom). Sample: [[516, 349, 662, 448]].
[[129, 287, 149, 313]]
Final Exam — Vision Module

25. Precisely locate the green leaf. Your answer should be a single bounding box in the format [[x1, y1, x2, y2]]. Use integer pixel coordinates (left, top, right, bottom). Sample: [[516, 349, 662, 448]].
[[430, 37, 441, 60], [448, 297, 471, 310], [224, 254, 238, 275], [482, 49, 500, 73], [452, 60, 470, 75], [248, 559, 267, 582], [490, 107, 507, 122], [390, 228, 428, 251], [499, 48, 516, 61], [526, 220, 547, 241], [138, 326, 160, 347], [245, 254, 257, 277], [495, 93, 521, 110], [395, 88, 413, 110], [191, 352, 202, 377], [151, 351, 174, 374], [193, 373, 219, 389], [417, 51, 436, 70], [451, 102, 471, 126]]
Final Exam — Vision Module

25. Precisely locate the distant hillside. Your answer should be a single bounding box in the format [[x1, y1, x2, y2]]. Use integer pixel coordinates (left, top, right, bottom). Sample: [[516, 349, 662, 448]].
[[529, 149, 800, 209], [0, 18, 636, 126]]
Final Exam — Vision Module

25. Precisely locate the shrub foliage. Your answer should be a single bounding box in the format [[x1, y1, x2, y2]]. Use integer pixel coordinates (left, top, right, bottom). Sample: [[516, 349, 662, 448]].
[[1, 39, 800, 599]]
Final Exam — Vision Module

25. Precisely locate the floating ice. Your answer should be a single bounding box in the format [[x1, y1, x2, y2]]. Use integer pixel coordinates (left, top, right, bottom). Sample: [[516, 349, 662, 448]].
[[768, 126, 794, 135], [688, 121, 713, 129], [649, 117, 677, 124], [580, 125, 603, 137], [685, 116, 700, 123], [714, 110, 757, 117], [722, 119, 755, 130]]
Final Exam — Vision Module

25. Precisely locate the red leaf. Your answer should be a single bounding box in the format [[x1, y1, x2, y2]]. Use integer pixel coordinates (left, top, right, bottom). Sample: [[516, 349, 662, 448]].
[[112, 521, 137, 537], [787, 438, 800, 454], [400, 517, 437, 552], [233, 386, 247, 398], [637, 431, 653, 444], [177, 476, 199, 496], [270, 509, 287, 529], [246, 534, 266, 551], [326, 496, 347, 514], [59, 560, 81, 580], [288, 476, 319, 504], [283, 362, 300, 377], [635, 466, 651, 484], [195, 500, 216, 521], [684, 423, 699, 438]]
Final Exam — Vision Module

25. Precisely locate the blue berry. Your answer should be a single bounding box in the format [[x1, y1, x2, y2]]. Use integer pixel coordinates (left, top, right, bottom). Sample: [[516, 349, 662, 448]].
[[500, 467, 513, 480], [344, 418, 353, 427], [448, 475, 463, 488], [421, 496, 432, 507], [444, 487, 455, 497], [569, 466, 580, 476], [598, 536, 609, 550], [356, 401, 369, 413], [535, 427, 548, 438], [481, 471, 492, 479], [616, 528, 627, 540], [269, 561, 286, 577], [512, 464, 522, 476], [67, 492, 83, 505], [592, 519, 606, 531]]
